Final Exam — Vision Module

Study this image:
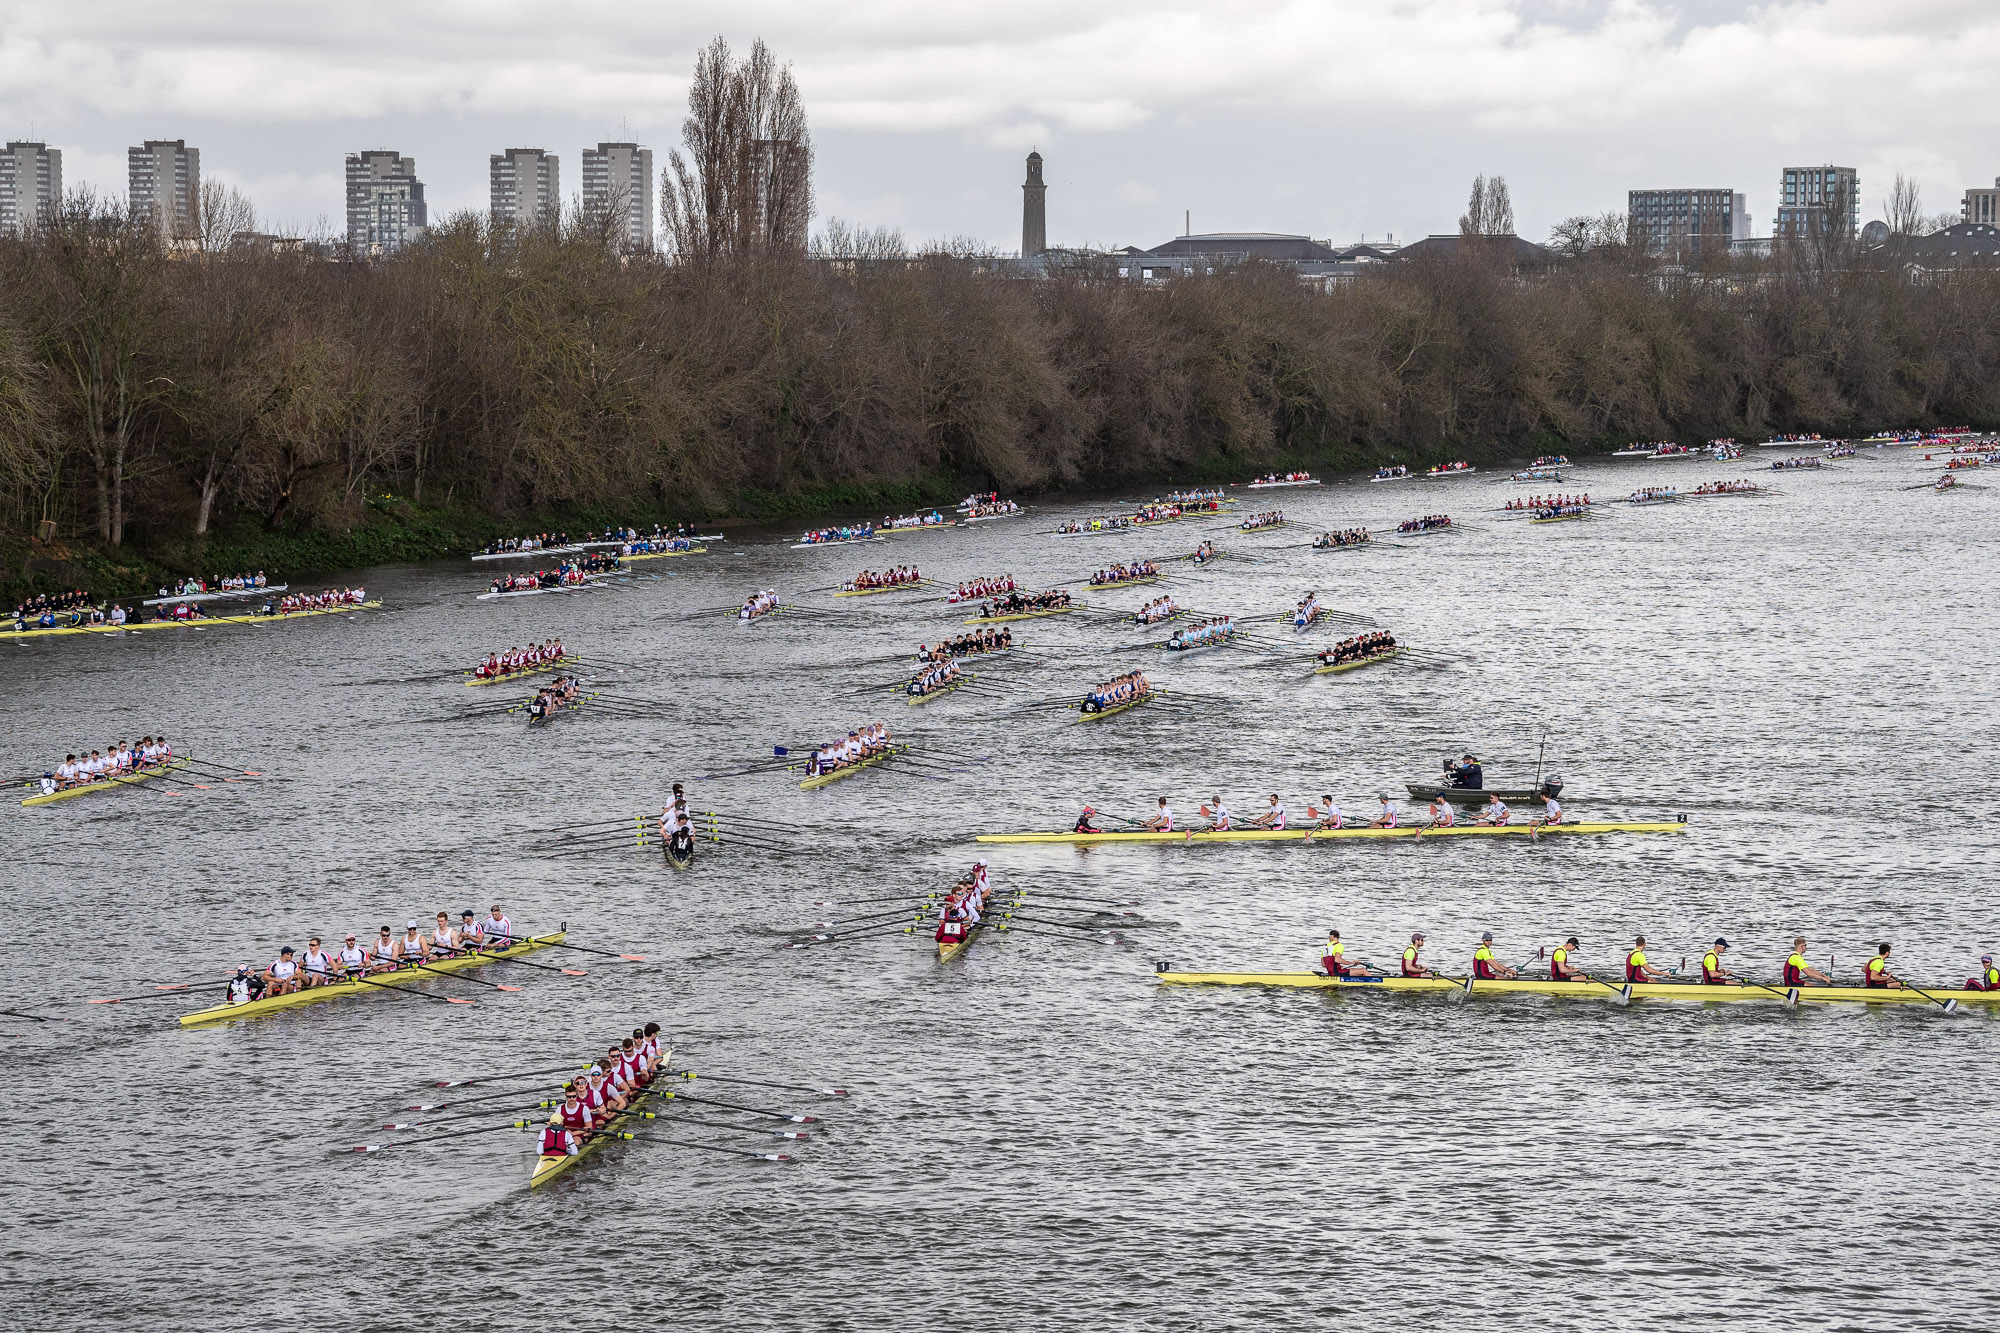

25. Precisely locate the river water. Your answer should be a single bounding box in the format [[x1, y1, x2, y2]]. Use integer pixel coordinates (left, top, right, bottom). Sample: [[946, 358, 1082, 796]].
[[4, 450, 1997, 1332]]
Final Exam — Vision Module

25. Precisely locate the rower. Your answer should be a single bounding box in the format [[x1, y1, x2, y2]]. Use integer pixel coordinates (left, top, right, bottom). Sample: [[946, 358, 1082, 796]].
[[1472, 931, 1517, 979], [300, 937, 334, 989], [482, 904, 514, 947], [1368, 795, 1397, 828], [1550, 937, 1585, 981], [1783, 937, 1833, 987], [1250, 794, 1286, 830], [1312, 796, 1341, 831], [1475, 794, 1509, 826], [555, 1084, 594, 1142], [1536, 793, 1563, 825], [1143, 797, 1173, 832], [458, 911, 483, 951], [368, 926, 400, 973], [395, 920, 428, 967], [1073, 806, 1100, 834], [1321, 929, 1362, 977], [1625, 935, 1665, 983], [1425, 794, 1456, 828], [1862, 943, 1904, 989], [432, 912, 459, 954], [1203, 797, 1232, 832], [335, 933, 368, 979], [1700, 938, 1741, 985], [1400, 933, 1436, 978], [263, 946, 301, 996]]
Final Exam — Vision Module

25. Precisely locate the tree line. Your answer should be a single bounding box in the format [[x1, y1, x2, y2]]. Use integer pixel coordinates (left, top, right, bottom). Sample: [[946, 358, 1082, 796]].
[[1, 192, 1996, 569]]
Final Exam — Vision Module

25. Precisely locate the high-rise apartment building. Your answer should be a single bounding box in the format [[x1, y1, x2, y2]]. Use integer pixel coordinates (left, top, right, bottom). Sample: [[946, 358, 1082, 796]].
[[1963, 179, 2000, 227], [346, 150, 428, 253], [490, 148, 560, 229], [579, 142, 653, 252], [1775, 165, 1859, 241], [1022, 151, 1047, 257], [129, 139, 200, 240], [0, 141, 62, 234], [1627, 188, 1749, 256]]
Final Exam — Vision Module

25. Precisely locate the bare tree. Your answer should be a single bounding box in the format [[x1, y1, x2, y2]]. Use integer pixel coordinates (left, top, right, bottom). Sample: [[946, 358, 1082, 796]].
[[1460, 174, 1516, 238], [661, 36, 814, 264], [195, 180, 260, 252], [811, 218, 908, 262], [1883, 173, 1925, 238]]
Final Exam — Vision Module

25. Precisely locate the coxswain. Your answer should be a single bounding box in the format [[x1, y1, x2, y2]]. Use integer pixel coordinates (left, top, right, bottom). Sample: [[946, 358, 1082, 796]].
[[1250, 794, 1286, 830], [1472, 932, 1517, 979], [226, 964, 258, 1006], [1322, 929, 1380, 978], [1550, 937, 1585, 981], [1782, 937, 1833, 987], [539, 1116, 579, 1160], [1368, 795, 1397, 828], [1475, 794, 1509, 826], [1625, 935, 1665, 983], [1968, 954, 1999, 992], [300, 937, 335, 989], [1401, 933, 1436, 977], [1700, 938, 1741, 985], [1143, 797, 1174, 831], [1073, 806, 1100, 834], [1862, 943, 1904, 989]]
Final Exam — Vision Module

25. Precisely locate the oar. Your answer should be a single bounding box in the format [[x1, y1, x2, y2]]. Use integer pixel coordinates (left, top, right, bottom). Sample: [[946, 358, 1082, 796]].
[[999, 914, 1115, 937], [785, 919, 925, 948], [613, 1132, 793, 1163], [405, 961, 522, 992], [662, 1071, 849, 1098], [651, 1089, 815, 1123], [433, 1061, 585, 1089], [537, 941, 647, 961], [648, 1112, 810, 1141], [347, 1119, 534, 1153], [1894, 980, 1962, 1014], [87, 977, 241, 1003], [346, 974, 476, 1005], [1, 1008, 63, 1023]]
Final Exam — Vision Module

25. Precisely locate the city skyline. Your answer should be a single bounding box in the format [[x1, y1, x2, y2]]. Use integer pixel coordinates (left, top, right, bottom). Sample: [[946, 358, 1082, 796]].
[[4, 2, 1998, 250]]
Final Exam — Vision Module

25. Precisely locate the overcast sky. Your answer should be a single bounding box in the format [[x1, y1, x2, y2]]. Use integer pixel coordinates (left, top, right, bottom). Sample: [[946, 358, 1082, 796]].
[[6, 0, 1998, 249]]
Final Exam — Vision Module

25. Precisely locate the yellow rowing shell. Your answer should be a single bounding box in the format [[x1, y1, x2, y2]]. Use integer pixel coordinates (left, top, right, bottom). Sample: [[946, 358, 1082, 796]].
[[1078, 689, 1160, 721], [1314, 648, 1402, 675], [906, 675, 969, 706], [529, 1046, 670, 1187], [976, 818, 1684, 844], [1088, 575, 1160, 589], [465, 655, 576, 686], [621, 546, 707, 563], [963, 605, 1076, 625], [939, 889, 1018, 961], [800, 744, 906, 790], [1153, 970, 1996, 1007], [21, 757, 193, 806], [2, 600, 379, 640], [177, 933, 562, 1026], [835, 581, 928, 597]]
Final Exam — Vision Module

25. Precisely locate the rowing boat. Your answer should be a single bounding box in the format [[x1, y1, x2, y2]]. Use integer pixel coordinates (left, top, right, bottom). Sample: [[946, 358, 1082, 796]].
[[1313, 648, 1401, 675], [1078, 689, 1159, 722], [178, 932, 564, 1026], [1529, 512, 1587, 524], [975, 817, 1684, 845], [1151, 969, 1996, 1007], [22, 757, 193, 806], [880, 522, 959, 537], [800, 744, 907, 790], [940, 887, 1019, 961], [530, 1046, 670, 1187], [621, 546, 708, 563], [473, 544, 589, 562], [466, 655, 576, 687], [1424, 467, 1478, 478], [963, 605, 1076, 625], [1244, 479, 1321, 489], [834, 581, 927, 597], [141, 584, 289, 606], [477, 579, 608, 601], [2, 600, 381, 640], [1238, 520, 1289, 532], [1088, 575, 1160, 588], [907, 675, 970, 706]]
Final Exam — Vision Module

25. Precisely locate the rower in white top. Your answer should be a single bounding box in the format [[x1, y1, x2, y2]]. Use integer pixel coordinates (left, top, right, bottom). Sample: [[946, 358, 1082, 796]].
[[481, 905, 514, 947], [1475, 794, 1510, 826], [1200, 797, 1232, 832], [1142, 798, 1173, 831], [1368, 796, 1398, 828], [1425, 794, 1456, 828], [1249, 795, 1287, 830]]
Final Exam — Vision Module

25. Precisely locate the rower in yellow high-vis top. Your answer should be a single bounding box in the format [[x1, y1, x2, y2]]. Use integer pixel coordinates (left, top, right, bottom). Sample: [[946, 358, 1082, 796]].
[[1550, 937, 1585, 981], [1863, 943, 1905, 990], [1471, 932, 1518, 980], [1784, 937, 1834, 987], [1321, 929, 1383, 979], [1700, 938, 1742, 985], [1624, 936, 1666, 983]]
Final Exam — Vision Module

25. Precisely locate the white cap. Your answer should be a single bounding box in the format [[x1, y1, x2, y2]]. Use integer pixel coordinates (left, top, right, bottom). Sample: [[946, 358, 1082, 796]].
[[406, 919, 419, 929]]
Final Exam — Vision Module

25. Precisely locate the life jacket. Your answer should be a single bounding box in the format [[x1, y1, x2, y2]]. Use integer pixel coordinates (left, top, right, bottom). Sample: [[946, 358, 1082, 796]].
[[1783, 953, 1807, 986], [1624, 949, 1647, 982], [1863, 956, 1891, 987], [540, 1123, 575, 1156], [1700, 951, 1723, 983], [1401, 946, 1422, 977], [1550, 946, 1570, 978], [1473, 945, 1498, 979]]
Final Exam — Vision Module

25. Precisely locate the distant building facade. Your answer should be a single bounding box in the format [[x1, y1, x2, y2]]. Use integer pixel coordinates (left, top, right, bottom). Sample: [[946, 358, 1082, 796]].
[[1627, 188, 1749, 255], [1911, 221, 2000, 267], [345, 150, 427, 253], [1022, 151, 1046, 256], [1111, 233, 1400, 283], [0, 141, 62, 234], [1775, 165, 1858, 241], [579, 142, 653, 252], [490, 148, 560, 229], [1962, 179, 2000, 227], [129, 139, 200, 239]]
